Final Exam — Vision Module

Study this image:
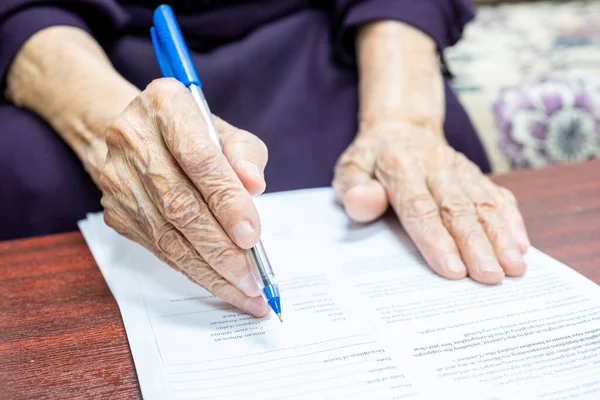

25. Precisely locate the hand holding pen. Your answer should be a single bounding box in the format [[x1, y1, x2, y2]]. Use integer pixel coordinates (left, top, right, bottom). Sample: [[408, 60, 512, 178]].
[[98, 5, 281, 320], [151, 4, 281, 320]]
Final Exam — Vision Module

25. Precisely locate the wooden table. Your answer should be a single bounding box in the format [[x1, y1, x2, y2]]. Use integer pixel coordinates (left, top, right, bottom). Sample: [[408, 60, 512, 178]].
[[2, 160, 600, 399]]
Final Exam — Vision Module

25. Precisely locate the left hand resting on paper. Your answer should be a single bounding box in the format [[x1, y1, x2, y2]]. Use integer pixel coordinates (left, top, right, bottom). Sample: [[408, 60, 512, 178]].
[[333, 21, 530, 285]]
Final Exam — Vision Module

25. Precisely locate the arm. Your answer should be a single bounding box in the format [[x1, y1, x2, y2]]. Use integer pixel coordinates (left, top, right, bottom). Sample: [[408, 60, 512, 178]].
[[333, 18, 531, 286], [5, 25, 271, 317], [331, 0, 475, 64], [6, 26, 140, 184], [355, 21, 444, 136]]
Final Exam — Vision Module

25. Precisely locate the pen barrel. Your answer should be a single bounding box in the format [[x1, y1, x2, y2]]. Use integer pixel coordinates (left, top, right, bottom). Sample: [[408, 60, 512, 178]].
[[189, 85, 222, 150], [248, 240, 276, 290]]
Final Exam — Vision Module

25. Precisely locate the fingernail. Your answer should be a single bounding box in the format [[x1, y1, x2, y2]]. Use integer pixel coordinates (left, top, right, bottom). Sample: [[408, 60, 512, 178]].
[[244, 297, 268, 317], [232, 221, 256, 247], [238, 274, 261, 297], [479, 256, 503, 273], [504, 249, 523, 264], [444, 254, 466, 273]]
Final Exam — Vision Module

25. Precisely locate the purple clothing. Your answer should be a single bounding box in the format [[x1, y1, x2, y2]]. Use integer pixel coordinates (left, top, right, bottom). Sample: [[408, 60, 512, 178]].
[[0, 0, 490, 240]]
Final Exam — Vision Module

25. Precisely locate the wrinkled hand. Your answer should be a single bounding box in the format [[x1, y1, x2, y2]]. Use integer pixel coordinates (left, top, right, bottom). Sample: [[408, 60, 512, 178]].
[[99, 78, 269, 316], [333, 119, 531, 284]]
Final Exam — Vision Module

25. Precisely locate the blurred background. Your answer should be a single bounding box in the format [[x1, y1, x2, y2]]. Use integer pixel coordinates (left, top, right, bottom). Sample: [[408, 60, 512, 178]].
[[447, 0, 600, 173]]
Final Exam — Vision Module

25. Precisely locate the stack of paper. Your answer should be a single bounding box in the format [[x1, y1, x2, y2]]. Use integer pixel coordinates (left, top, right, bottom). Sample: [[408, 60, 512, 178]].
[[79, 188, 600, 400]]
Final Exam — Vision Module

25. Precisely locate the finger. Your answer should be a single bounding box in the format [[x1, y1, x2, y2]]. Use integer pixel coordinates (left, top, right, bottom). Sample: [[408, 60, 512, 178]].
[[145, 78, 261, 249], [428, 171, 505, 285], [498, 187, 531, 252], [135, 143, 263, 298], [464, 182, 527, 277], [333, 139, 388, 223], [157, 230, 268, 317], [216, 117, 268, 196], [129, 182, 267, 316], [343, 180, 389, 223], [375, 150, 467, 279]]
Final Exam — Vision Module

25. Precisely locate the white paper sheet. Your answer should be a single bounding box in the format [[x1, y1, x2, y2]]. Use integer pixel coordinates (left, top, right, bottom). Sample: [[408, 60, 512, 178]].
[[79, 188, 600, 400]]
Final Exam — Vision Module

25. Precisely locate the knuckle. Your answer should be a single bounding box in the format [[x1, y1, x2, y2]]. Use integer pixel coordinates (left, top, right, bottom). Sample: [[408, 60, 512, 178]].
[[477, 209, 507, 233], [203, 241, 243, 270], [439, 194, 476, 223], [205, 184, 244, 214], [156, 229, 189, 261], [175, 252, 208, 277], [376, 146, 415, 180], [377, 147, 403, 172], [474, 199, 499, 216], [142, 79, 188, 117], [145, 78, 183, 98], [162, 183, 202, 228], [401, 194, 439, 222], [179, 141, 220, 175]]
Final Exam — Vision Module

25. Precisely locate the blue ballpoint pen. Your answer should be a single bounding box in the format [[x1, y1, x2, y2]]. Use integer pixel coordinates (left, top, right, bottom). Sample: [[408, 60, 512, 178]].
[[151, 4, 282, 322]]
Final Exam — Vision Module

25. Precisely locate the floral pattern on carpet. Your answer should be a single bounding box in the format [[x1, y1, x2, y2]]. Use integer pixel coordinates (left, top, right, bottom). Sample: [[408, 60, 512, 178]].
[[493, 77, 600, 168], [445, 0, 600, 172]]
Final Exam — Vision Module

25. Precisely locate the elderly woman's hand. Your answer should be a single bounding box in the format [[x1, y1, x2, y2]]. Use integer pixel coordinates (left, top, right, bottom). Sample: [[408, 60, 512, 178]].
[[334, 21, 531, 284], [99, 78, 269, 316], [333, 119, 530, 284]]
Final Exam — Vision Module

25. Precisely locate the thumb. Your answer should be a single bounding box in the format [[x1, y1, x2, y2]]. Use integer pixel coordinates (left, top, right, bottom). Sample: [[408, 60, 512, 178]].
[[215, 117, 268, 196], [333, 142, 388, 223]]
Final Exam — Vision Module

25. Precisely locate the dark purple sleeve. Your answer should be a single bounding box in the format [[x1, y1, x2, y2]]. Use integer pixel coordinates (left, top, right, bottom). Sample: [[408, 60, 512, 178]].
[[332, 0, 475, 63], [0, 1, 127, 91]]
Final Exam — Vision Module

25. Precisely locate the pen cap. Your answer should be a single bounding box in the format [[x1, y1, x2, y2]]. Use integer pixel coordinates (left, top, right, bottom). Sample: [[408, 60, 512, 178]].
[[150, 27, 173, 78], [152, 4, 202, 87]]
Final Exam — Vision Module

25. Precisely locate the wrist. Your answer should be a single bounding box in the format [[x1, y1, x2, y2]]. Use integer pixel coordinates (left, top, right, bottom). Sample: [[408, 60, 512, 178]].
[[356, 21, 444, 135]]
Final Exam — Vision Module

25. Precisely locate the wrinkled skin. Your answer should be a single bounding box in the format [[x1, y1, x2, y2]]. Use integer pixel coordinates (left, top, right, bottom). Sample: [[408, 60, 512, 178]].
[[99, 79, 270, 317], [331, 21, 530, 286], [332, 119, 530, 285], [7, 23, 531, 318]]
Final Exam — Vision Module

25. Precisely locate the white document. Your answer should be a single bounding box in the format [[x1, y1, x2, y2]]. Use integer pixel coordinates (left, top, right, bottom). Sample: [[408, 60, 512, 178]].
[[79, 188, 600, 400]]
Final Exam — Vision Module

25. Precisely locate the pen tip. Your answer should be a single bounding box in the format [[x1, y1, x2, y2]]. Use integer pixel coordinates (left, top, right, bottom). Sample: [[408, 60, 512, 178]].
[[277, 313, 283, 323]]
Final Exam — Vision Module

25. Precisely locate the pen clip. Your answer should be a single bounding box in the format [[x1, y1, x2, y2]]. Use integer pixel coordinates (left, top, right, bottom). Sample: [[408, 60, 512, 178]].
[[150, 4, 202, 88]]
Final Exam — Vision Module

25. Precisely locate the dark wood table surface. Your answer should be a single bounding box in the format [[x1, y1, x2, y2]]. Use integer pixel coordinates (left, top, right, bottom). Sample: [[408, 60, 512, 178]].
[[1, 159, 600, 399]]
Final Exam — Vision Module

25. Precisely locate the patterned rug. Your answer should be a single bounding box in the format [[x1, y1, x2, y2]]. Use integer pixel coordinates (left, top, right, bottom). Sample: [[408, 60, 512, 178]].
[[447, 0, 600, 172]]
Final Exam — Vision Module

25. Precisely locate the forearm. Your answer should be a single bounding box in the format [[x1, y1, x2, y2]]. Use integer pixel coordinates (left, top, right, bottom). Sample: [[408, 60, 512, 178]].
[[5, 26, 140, 183], [356, 20, 444, 135]]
